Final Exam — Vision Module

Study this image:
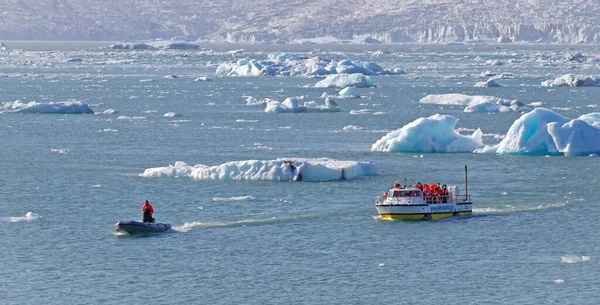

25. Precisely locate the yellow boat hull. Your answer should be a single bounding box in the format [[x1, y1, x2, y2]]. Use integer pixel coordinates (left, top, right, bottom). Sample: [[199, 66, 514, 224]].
[[379, 211, 472, 220]]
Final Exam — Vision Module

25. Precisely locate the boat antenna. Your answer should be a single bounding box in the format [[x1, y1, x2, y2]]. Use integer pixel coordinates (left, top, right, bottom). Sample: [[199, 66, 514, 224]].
[[464, 165, 468, 201]]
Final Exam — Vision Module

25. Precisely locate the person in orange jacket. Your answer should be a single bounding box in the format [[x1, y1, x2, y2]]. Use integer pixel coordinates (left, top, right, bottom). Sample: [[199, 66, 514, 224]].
[[142, 200, 154, 223]]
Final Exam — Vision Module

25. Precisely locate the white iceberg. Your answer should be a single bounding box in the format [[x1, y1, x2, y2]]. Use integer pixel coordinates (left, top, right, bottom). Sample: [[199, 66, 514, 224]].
[[264, 97, 340, 113], [2, 100, 94, 114], [474, 79, 502, 87], [10, 212, 41, 223], [338, 86, 360, 98], [215, 54, 401, 77], [140, 158, 378, 182], [420, 93, 521, 113], [315, 73, 374, 88], [371, 114, 483, 153], [541, 74, 600, 87], [164, 112, 183, 118], [478, 108, 600, 156]]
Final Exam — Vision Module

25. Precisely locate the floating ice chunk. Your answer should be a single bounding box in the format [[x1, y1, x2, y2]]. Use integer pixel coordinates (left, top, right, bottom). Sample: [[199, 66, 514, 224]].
[[216, 54, 400, 77], [578, 113, 600, 127], [371, 114, 483, 153], [315, 73, 374, 88], [420, 94, 519, 107], [541, 74, 600, 87], [343, 125, 364, 131], [561, 255, 591, 264], [464, 101, 519, 113], [349, 109, 377, 115], [195, 76, 213, 81], [117, 116, 146, 120], [140, 158, 378, 182], [97, 109, 118, 115], [338, 86, 360, 98], [478, 108, 600, 156], [212, 196, 256, 202], [216, 59, 274, 76], [548, 118, 600, 157], [474, 79, 502, 87], [51, 148, 69, 154], [485, 60, 504, 66], [264, 97, 340, 113], [164, 112, 183, 118], [110, 42, 155, 50], [1, 100, 94, 114], [529, 102, 544, 107], [10, 212, 41, 222], [553, 279, 565, 284]]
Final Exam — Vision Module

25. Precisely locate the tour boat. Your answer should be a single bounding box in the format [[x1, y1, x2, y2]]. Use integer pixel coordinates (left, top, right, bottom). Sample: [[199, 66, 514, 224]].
[[375, 166, 473, 220]]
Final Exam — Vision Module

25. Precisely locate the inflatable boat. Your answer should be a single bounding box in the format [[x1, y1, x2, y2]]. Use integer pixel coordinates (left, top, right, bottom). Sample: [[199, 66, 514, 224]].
[[115, 220, 171, 234]]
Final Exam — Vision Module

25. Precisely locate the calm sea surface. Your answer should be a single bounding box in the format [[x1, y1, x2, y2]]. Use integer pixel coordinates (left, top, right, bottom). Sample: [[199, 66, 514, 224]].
[[1, 41, 599, 304]]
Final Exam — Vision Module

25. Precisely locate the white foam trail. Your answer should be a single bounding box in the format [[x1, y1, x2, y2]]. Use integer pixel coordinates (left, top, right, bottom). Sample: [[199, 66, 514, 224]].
[[10, 212, 41, 222], [212, 196, 256, 202], [173, 215, 314, 232], [561, 255, 591, 264], [473, 201, 571, 214]]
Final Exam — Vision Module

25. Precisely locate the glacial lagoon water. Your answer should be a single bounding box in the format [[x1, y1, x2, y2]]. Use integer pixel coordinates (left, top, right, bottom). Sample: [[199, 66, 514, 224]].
[[1, 42, 599, 304]]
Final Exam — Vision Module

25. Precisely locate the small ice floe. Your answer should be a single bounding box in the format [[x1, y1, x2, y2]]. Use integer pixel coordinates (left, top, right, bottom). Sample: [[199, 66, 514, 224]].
[[264, 97, 340, 113], [140, 79, 154, 82], [542, 74, 600, 87], [97, 109, 118, 115], [164, 112, 183, 118], [236, 119, 259, 123], [553, 279, 565, 284], [314, 73, 374, 88], [349, 109, 377, 115], [343, 125, 365, 131], [102, 129, 118, 133], [195, 76, 213, 81], [117, 116, 146, 120], [474, 79, 502, 88], [51, 148, 69, 154], [561, 254, 591, 264], [378, 263, 385, 267], [212, 196, 256, 202], [2, 100, 94, 114], [10, 212, 41, 223], [529, 102, 544, 107]]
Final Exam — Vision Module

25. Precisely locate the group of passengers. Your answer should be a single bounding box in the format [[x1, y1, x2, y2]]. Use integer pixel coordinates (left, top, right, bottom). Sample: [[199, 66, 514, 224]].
[[383, 182, 450, 204]]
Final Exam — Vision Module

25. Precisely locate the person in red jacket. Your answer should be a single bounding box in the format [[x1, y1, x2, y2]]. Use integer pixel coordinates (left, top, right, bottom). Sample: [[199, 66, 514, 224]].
[[142, 200, 154, 223]]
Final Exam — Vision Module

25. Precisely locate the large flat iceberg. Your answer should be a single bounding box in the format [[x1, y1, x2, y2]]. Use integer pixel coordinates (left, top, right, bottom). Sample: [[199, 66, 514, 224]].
[[371, 114, 483, 153], [140, 158, 378, 182], [2, 100, 94, 114], [420, 93, 521, 112], [478, 108, 600, 156], [215, 54, 401, 77]]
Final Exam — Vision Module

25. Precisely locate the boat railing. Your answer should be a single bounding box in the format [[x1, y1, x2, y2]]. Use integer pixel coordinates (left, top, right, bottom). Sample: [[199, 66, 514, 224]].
[[376, 194, 471, 205]]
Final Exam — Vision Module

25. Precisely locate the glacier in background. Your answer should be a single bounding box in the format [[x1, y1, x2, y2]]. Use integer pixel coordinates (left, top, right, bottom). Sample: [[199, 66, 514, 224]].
[[1, 0, 600, 43]]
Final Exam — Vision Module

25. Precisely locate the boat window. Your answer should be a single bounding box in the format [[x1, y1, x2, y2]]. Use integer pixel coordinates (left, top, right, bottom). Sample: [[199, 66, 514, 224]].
[[393, 191, 402, 197]]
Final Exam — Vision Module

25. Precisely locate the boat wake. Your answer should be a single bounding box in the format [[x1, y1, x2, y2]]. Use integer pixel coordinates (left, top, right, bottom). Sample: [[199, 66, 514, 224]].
[[473, 200, 577, 215], [172, 214, 320, 232], [561, 254, 591, 264]]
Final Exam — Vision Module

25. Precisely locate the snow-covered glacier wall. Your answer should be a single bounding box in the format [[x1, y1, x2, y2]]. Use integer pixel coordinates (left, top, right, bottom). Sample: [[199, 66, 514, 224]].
[[1, 0, 600, 43]]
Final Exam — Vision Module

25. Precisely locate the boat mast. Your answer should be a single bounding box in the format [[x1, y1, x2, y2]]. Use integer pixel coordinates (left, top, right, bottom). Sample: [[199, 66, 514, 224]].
[[464, 165, 468, 201]]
